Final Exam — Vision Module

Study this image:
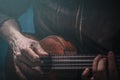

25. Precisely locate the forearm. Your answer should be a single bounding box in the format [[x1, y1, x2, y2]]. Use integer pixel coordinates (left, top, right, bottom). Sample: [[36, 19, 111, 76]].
[[0, 19, 24, 44]]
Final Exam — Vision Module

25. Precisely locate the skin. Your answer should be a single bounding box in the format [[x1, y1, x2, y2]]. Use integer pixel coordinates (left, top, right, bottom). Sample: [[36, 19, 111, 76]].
[[81, 51, 119, 80], [0, 19, 48, 79]]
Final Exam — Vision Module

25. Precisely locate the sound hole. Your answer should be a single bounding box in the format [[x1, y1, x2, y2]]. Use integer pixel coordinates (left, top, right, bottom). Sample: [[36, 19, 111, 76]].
[[40, 55, 52, 74]]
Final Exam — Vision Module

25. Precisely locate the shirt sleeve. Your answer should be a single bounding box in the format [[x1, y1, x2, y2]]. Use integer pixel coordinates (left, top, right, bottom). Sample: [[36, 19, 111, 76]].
[[0, 0, 32, 27], [0, 13, 13, 27]]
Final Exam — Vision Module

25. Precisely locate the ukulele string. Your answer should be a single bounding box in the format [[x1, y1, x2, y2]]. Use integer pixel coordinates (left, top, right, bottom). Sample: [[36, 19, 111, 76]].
[[41, 55, 120, 70]]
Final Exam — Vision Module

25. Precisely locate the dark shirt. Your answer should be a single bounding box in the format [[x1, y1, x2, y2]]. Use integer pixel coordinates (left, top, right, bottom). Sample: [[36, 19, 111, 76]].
[[0, 0, 120, 53]]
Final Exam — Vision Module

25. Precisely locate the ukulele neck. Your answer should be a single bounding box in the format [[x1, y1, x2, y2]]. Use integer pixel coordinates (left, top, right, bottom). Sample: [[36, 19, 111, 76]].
[[41, 54, 120, 70]]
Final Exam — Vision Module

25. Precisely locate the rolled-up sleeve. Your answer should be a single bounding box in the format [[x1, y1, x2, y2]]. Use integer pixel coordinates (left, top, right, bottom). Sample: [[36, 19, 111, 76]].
[[0, 13, 12, 27]]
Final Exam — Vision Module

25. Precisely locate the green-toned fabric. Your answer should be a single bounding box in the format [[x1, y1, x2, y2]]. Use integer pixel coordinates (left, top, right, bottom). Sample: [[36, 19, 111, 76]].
[[0, 0, 32, 27], [0, 13, 13, 27], [0, 0, 31, 17]]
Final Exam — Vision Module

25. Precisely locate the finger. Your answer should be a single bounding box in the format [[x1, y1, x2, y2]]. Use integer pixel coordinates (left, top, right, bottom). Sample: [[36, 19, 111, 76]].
[[108, 51, 119, 80], [32, 43, 48, 56], [13, 52, 26, 80], [16, 53, 41, 67], [92, 54, 102, 80], [14, 63, 27, 80], [15, 59, 41, 80], [81, 68, 90, 80], [97, 58, 107, 80], [90, 77, 94, 80], [92, 54, 102, 74], [22, 47, 39, 62]]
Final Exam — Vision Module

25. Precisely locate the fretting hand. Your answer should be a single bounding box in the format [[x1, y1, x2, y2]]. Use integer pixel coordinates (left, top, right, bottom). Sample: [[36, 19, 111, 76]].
[[81, 51, 119, 80]]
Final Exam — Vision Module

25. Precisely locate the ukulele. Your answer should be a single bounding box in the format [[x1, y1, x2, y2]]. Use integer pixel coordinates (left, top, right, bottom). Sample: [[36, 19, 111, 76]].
[[5, 35, 120, 80]]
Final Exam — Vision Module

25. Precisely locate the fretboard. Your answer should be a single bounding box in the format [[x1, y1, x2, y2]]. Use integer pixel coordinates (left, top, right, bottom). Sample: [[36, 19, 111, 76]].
[[41, 54, 120, 70]]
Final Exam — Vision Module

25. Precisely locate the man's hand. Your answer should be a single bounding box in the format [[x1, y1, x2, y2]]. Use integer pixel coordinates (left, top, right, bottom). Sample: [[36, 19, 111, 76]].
[[81, 51, 119, 80], [11, 35, 48, 80], [11, 35, 48, 62], [0, 19, 48, 80]]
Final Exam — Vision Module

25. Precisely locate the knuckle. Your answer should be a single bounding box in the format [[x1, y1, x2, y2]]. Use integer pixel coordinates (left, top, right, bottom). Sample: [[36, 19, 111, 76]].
[[21, 47, 27, 52], [15, 53, 21, 57], [32, 41, 38, 44], [30, 41, 40, 48], [32, 56, 39, 62], [14, 53, 21, 60]]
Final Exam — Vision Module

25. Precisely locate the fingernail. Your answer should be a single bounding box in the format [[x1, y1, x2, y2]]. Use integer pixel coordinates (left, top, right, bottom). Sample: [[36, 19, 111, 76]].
[[39, 49, 48, 54], [85, 68, 89, 71]]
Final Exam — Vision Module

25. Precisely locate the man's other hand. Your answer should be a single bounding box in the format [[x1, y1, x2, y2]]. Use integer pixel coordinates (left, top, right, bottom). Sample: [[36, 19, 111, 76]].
[[81, 51, 119, 80]]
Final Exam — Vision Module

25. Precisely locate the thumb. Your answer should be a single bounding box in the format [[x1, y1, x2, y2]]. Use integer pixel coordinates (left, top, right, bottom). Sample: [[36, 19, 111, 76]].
[[81, 68, 90, 80]]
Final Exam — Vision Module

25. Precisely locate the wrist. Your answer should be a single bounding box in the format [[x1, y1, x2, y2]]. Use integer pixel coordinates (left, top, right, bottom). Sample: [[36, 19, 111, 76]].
[[0, 19, 23, 43], [7, 31, 25, 45]]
